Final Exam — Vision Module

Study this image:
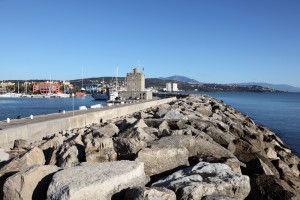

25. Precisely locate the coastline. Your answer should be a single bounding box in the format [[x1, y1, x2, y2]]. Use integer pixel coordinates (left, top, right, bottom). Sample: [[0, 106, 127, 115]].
[[0, 94, 299, 199]]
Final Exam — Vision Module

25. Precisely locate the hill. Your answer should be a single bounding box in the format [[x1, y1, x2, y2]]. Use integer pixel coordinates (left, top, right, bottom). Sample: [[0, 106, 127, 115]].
[[238, 83, 300, 93], [159, 75, 201, 84]]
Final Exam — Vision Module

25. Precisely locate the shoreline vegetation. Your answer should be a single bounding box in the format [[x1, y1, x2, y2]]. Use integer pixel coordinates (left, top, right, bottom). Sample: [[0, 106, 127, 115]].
[[0, 94, 299, 199]]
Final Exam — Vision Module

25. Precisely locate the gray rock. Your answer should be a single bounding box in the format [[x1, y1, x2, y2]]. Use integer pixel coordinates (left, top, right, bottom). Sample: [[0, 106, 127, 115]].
[[85, 148, 117, 163], [245, 157, 279, 177], [143, 127, 159, 138], [0, 148, 9, 162], [272, 159, 300, 177], [148, 135, 197, 157], [138, 111, 153, 119], [39, 136, 64, 151], [132, 119, 148, 128], [13, 139, 30, 149], [156, 108, 169, 118], [195, 104, 213, 116], [265, 147, 278, 159], [201, 196, 238, 200], [117, 118, 138, 132], [205, 126, 235, 148], [39, 136, 64, 164], [113, 137, 147, 160], [56, 144, 79, 168], [152, 162, 250, 200], [159, 120, 170, 132], [94, 123, 119, 137], [84, 137, 114, 152], [124, 187, 176, 200], [248, 175, 298, 200], [47, 161, 148, 200], [3, 165, 60, 200], [195, 138, 235, 161], [0, 147, 45, 175], [163, 110, 188, 120], [119, 127, 155, 142], [135, 147, 189, 176]]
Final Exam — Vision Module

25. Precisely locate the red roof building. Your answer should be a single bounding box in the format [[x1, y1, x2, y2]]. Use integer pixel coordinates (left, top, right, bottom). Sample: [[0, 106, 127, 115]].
[[33, 82, 61, 94]]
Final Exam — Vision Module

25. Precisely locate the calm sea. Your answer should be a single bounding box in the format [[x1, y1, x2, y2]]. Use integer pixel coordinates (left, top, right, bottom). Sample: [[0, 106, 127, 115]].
[[0, 96, 105, 121], [0, 93, 299, 156]]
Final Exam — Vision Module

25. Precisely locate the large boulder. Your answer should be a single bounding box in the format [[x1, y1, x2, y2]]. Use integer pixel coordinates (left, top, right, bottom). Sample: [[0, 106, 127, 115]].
[[163, 110, 188, 120], [85, 137, 117, 163], [0, 148, 9, 162], [39, 135, 64, 151], [202, 196, 238, 200], [0, 147, 45, 175], [152, 162, 250, 200], [47, 161, 148, 200], [148, 135, 197, 157], [39, 136, 64, 164], [195, 104, 213, 116], [113, 138, 147, 160], [205, 126, 235, 148], [194, 139, 241, 174], [85, 149, 117, 163], [56, 144, 80, 168], [3, 165, 60, 200], [119, 127, 155, 142], [124, 187, 176, 200], [247, 175, 298, 200], [135, 147, 189, 176], [84, 137, 114, 152], [13, 139, 30, 150], [93, 123, 119, 137]]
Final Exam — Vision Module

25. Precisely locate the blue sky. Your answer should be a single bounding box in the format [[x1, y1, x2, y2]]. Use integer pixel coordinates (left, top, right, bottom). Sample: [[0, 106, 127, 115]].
[[0, 0, 299, 86]]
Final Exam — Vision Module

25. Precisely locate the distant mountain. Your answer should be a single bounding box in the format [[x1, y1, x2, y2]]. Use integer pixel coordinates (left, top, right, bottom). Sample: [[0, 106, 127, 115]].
[[159, 75, 202, 84], [238, 83, 300, 93]]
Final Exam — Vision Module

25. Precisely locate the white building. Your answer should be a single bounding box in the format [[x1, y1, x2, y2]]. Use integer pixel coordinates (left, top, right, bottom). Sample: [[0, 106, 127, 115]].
[[166, 82, 178, 92], [172, 83, 178, 92], [166, 83, 172, 92]]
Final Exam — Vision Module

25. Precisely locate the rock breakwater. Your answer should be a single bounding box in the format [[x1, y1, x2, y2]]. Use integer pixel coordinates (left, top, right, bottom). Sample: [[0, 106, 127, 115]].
[[0, 94, 299, 200]]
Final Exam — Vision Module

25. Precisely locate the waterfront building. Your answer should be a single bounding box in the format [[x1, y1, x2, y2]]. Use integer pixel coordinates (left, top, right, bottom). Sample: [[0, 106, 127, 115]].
[[166, 83, 172, 92], [172, 83, 178, 92], [119, 68, 152, 100], [126, 68, 145, 91], [166, 82, 178, 92], [33, 82, 61, 94]]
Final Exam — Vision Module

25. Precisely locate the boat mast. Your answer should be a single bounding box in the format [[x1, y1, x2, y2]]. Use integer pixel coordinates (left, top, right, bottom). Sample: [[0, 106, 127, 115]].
[[81, 67, 84, 90], [25, 81, 27, 94], [116, 67, 118, 91], [49, 74, 52, 94]]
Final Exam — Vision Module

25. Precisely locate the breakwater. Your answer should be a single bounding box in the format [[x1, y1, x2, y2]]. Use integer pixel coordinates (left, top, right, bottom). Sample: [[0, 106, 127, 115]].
[[0, 97, 176, 149], [0, 94, 299, 199]]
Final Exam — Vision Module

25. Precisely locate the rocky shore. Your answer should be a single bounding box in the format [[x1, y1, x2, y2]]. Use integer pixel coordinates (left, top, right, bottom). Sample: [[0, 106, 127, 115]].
[[0, 94, 299, 200]]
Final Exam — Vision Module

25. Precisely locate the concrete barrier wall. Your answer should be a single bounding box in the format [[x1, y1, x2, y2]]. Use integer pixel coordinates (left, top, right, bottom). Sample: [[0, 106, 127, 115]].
[[0, 97, 176, 149]]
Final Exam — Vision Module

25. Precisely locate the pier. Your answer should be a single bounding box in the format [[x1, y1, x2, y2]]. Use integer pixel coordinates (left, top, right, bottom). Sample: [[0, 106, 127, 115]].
[[0, 97, 176, 149]]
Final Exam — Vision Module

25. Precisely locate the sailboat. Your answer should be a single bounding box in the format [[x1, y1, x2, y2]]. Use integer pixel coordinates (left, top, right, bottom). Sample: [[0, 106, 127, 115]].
[[76, 69, 87, 97], [0, 81, 22, 98], [92, 68, 119, 101]]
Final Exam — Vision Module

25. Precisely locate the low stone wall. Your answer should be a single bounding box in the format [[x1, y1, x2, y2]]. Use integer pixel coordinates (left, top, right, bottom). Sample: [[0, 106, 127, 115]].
[[0, 97, 176, 149]]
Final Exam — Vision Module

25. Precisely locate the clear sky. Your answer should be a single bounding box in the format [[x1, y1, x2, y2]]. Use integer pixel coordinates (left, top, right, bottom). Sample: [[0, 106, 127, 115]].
[[0, 0, 299, 86]]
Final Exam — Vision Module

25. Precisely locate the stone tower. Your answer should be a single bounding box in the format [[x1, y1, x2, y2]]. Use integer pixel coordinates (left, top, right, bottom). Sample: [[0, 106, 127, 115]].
[[126, 68, 145, 91]]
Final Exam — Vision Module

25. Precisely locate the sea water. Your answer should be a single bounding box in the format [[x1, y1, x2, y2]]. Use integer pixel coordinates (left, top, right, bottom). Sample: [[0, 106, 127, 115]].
[[0, 96, 105, 121]]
